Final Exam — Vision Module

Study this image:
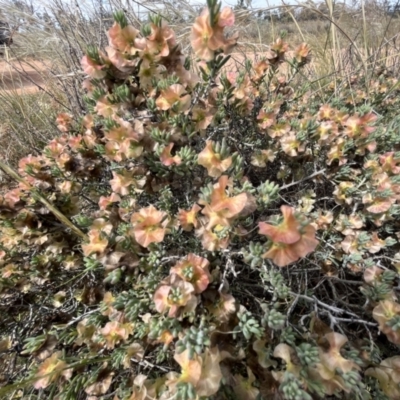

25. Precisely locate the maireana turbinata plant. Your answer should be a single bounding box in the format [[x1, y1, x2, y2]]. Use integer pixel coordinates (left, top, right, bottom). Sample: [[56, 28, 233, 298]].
[[2, 0, 400, 398]]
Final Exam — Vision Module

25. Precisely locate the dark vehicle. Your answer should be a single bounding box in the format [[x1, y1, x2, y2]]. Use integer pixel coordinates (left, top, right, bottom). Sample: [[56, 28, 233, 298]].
[[0, 20, 12, 46]]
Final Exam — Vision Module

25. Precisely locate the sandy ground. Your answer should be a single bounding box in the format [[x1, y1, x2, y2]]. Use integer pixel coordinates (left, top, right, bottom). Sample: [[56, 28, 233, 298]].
[[0, 60, 46, 94]]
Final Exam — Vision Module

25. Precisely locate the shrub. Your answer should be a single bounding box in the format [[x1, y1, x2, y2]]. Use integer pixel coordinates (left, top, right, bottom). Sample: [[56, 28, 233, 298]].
[[1, 0, 400, 398]]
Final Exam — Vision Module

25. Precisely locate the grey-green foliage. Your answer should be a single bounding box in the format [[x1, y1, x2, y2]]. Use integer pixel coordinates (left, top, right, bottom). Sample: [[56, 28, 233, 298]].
[[176, 323, 211, 359], [57, 374, 88, 400], [148, 316, 181, 343], [110, 346, 126, 368], [234, 307, 262, 340], [113, 290, 151, 322], [139, 248, 167, 270], [243, 241, 265, 268], [262, 268, 290, 299], [296, 343, 319, 367], [213, 138, 231, 159], [281, 326, 297, 347], [382, 270, 397, 284], [113, 10, 128, 28], [342, 347, 364, 367], [342, 371, 371, 399], [386, 314, 400, 330], [257, 180, 280, 208], [150, 128, 173, 145], [262, 308, 286, 330], [21, 334, 49, 355], [73, 214, 94, 228], [360, 282, 394, 302], [229, 152, 245, 179], [280, 372, 313, 400], [199, 181, 215, 204], [109, 84, 131, 103], [103, 267, 122, 284], [176, 382, 197, 400]]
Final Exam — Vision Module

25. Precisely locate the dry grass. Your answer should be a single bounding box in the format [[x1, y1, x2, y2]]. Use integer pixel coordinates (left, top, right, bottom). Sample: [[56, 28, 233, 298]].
[[0, 60, 66, 184]]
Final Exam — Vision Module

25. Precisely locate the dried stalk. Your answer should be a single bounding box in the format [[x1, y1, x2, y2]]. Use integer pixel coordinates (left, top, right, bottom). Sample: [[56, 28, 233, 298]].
[[0, 160, 87, 240]]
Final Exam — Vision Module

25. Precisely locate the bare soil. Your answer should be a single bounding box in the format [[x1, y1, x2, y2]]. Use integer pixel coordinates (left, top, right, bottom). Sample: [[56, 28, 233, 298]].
[[0, 60, 46, 94]]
